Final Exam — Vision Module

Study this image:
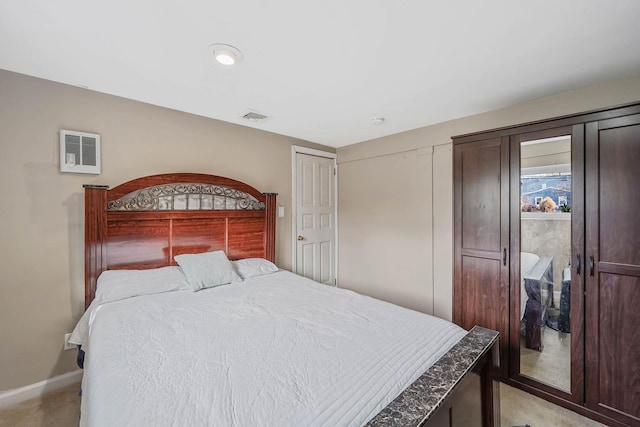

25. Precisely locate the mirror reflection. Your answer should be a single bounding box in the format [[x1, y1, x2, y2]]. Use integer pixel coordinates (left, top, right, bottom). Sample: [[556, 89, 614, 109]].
[[519, 135, 571, 392]]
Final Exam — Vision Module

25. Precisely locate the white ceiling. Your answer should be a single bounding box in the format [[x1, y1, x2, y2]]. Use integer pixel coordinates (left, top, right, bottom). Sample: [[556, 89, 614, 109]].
[[1, 1, 639, 148]]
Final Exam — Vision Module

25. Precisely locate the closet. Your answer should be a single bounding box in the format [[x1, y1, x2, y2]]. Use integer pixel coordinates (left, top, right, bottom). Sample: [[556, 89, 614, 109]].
[[453, 103, 640, 427]]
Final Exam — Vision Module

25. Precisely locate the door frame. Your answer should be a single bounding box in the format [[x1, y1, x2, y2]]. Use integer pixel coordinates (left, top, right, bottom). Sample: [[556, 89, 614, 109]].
[[291, 145, 338, 285]]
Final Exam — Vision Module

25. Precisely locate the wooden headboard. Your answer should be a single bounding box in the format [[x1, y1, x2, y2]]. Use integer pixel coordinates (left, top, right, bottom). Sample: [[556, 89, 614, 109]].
[[84, 173, 277, 309]]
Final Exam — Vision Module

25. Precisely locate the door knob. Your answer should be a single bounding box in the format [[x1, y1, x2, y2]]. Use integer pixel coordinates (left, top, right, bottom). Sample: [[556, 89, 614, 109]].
[[297, 235, 304, 241]]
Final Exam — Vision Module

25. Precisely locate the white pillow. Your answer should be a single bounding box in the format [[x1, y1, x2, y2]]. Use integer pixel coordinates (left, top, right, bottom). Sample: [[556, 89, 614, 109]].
[[95, 266, 189, 304], [232, 258, 279, 279], [174, 250, 241, 291]]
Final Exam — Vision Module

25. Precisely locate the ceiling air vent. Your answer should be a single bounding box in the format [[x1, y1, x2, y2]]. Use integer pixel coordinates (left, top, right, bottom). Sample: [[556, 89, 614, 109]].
[[241, 110, 270, 123]]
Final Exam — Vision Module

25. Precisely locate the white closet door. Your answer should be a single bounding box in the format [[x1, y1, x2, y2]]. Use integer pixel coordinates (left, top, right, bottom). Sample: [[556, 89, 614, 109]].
[[296, 153, 336, 285]]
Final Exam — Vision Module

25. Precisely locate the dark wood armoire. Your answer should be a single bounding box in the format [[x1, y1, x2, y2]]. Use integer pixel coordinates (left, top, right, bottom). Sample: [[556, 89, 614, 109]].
[[453, 103, 640, 427]]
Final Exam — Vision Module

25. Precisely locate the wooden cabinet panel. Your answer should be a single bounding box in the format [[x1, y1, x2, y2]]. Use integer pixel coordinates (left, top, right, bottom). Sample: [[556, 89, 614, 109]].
[[597, 123, 640, 265], [460, 142, 503, 253], [597, 274, 640, 420], [586, 114, 640, 425], [459, 256, 502, 332], [454, 136, 509, 377]]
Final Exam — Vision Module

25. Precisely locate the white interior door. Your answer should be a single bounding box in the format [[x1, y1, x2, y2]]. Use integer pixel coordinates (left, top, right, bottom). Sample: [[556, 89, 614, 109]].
[[295, 152, 336, 285]]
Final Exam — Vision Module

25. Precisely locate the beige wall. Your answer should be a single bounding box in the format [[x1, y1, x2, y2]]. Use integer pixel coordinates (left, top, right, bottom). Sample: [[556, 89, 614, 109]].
[[338, 149, 435, 313], [0, 69, 332, 392], [522, 217, 571, 288], [3, 68, 640, 393], [337, 74, 640, 321]]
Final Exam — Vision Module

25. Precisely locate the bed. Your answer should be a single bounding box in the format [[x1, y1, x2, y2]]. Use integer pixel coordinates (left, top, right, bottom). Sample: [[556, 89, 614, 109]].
[[73, 173, 499, 426]]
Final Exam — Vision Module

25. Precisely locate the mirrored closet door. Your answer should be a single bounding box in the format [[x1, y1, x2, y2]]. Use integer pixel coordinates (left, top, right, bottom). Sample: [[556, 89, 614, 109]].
[[509, 126, 584, 403]]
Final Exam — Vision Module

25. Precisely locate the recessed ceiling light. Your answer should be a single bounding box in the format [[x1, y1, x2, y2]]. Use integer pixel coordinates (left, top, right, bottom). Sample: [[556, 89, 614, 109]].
[[208, 43, 243, 66], [370, 116, 385, 125]]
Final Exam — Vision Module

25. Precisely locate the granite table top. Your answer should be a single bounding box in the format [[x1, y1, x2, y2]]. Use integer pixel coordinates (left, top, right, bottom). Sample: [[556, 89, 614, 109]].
[[366, 325, 499, 426]]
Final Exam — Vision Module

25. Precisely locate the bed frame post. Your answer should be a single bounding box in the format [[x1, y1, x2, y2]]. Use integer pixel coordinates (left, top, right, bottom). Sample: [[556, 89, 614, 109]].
[[263, 193, 277, 262], [84, 184, 109, 309]]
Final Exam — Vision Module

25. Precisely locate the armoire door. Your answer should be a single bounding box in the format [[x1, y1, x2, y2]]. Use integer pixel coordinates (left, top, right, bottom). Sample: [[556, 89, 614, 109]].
[[453, 136, 510, 375], [508, 126, 586, 405], [585, 114, 640, 426]]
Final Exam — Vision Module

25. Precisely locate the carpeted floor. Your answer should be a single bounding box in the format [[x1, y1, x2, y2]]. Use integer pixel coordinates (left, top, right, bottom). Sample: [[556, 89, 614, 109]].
[[0, 383, 81, 427], [0, 381, 608, 427], [500, 383, 606, 427]]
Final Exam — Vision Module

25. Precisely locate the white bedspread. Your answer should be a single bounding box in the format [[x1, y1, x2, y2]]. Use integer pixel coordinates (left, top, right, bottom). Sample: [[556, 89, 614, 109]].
[[79, 270, 466, 427]]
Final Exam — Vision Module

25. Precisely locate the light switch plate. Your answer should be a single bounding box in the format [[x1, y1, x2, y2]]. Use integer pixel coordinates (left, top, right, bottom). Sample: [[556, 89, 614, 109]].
[[278, 206, 285, 218]]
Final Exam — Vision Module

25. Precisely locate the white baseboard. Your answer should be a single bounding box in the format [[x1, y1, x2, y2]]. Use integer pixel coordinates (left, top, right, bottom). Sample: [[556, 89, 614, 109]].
[[0, 370, 83, 410]]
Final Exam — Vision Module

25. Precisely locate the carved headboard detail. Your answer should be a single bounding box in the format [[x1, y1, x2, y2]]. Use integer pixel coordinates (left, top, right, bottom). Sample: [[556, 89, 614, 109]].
[[107, 183, 266, 211], [84, 173, 277, 308]]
